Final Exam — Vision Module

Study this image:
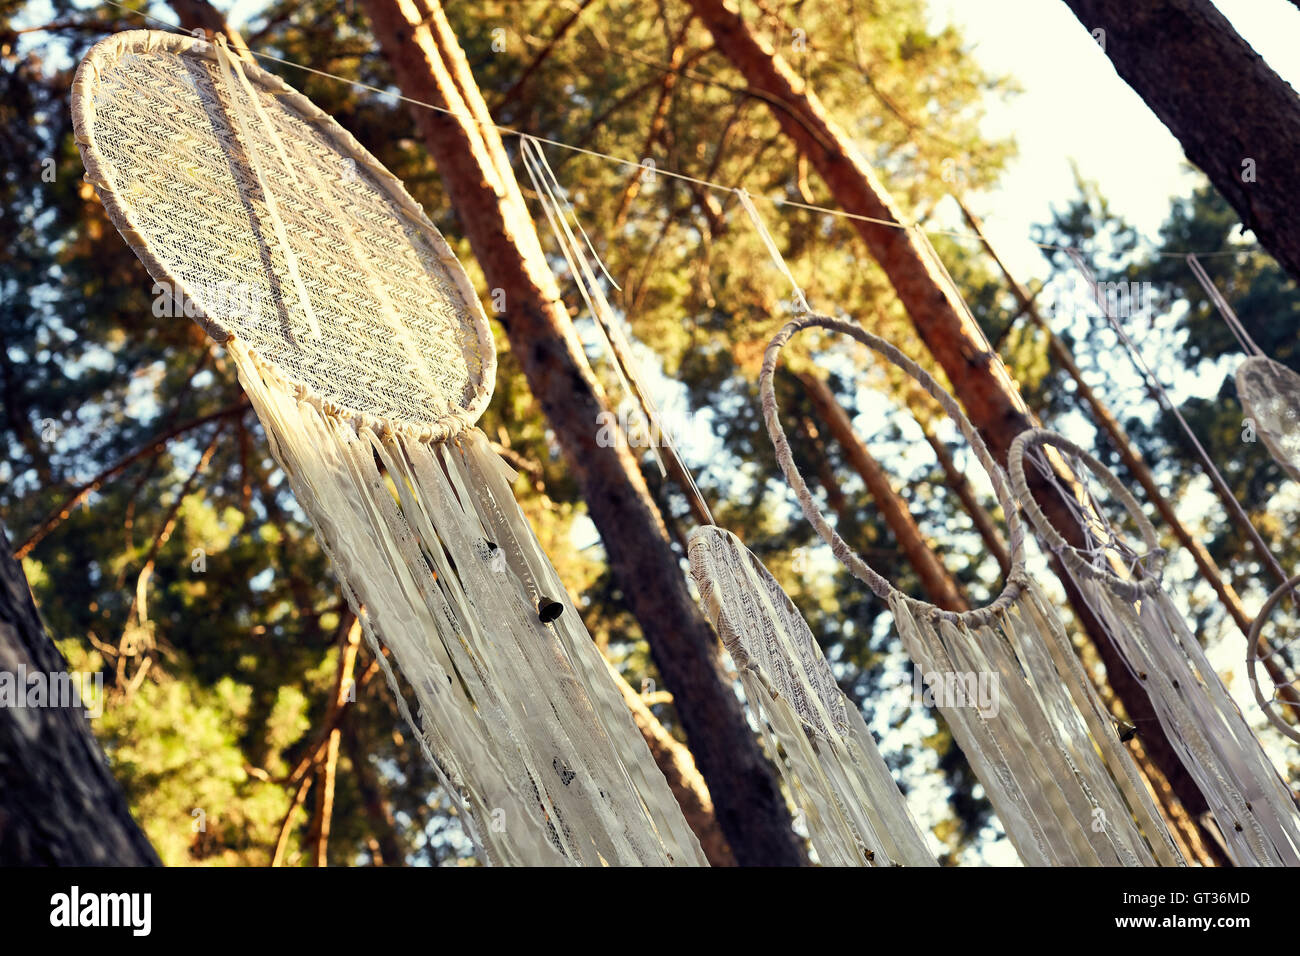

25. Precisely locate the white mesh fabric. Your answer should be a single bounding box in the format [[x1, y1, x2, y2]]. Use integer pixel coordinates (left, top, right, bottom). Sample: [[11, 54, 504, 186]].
[[689, 525, 936, 866], [72, 30, 494, 438], [233, 341, 706, 866], [1237, 356, 1300, 484], [689, 526, 847, 740]]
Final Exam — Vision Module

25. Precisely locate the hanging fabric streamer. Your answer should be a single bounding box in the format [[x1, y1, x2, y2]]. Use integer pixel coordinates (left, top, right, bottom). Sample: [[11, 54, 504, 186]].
[[72, 30, 706, 867], [1009, 428, 1300, 865], [761, 313, 1185, 866], [689, 526, 936, 866]]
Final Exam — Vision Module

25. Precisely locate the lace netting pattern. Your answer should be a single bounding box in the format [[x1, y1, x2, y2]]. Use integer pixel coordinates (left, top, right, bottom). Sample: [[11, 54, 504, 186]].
[[689, 526, 849, 740], [1237, 356, 1300, 482], [74, 31, 492, 435]]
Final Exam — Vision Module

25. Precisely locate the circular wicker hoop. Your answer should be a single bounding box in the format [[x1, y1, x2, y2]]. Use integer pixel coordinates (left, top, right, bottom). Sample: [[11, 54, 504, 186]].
[[1008, 428, 1163, 600], [760, 313, 1026, 627], [71, 30, 496, 441], [1246, 572, 1300, 745]]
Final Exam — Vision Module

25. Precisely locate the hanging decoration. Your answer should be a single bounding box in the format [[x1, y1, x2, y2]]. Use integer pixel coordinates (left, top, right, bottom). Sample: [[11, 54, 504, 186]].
[[71, 30, 706, 866], [1010, 427, 1300, 865], [688, 525, 937, 866], [1184, 254, 1300, 483], [761, 313, 1184, 866], [1072, 249, 1300, 748]]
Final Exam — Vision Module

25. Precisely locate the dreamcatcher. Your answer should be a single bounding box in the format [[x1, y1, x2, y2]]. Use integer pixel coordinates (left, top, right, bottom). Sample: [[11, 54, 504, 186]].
[[688, 525, 937, 866], [1071, 250, 1300, 749], [1009, 427, 1300, 865], [72, 30, 706, 866], [761, 313, 1184, 866]]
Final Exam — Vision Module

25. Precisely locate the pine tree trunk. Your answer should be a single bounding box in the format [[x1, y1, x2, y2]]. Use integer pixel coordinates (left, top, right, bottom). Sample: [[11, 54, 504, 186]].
[[169, 0, 251, 55], [1061, 0, 1300, 283], [361, 0, 804, 866], [0, 523, 159, 865], [687, 0, 1214, 846]]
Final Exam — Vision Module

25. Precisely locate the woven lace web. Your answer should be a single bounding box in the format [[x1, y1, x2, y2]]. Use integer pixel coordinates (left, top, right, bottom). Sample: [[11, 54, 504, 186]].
[[1237, 356, 1300, 482], [689, 526, 849, 740], [1023, 442, 1160, 583], [76, 32, 490, 432]]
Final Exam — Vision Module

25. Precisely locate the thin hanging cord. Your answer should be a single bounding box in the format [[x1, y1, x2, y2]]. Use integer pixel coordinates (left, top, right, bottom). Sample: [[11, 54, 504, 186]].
[[520, 136, 713, 526], [736, 188, 811, 314], [908, 223, 1029, 408], [93, 0, 1257, 263], [1067, 248, 1290, 590], [1186, 254, 1262, 357], [520, 137, 647, 443]]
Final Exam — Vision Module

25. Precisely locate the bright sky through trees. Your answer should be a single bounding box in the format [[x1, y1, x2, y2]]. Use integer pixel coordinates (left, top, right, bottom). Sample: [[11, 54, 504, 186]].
[[929, 0, 1300, 281]]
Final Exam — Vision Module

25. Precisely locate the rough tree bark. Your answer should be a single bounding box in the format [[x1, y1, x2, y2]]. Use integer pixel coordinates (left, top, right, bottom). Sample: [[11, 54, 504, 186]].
[[169, 0, 251, 55], [1060, 0, 1300, 284], [686, 0, 1215, 850], [0, 523, 159, 865], [362, 0, 804, 865]]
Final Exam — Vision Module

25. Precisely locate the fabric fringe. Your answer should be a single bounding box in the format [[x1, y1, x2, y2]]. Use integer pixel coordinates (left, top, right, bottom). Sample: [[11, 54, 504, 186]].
[[1009, 427, 1300, 866], [760, 315, 1183, 866], [892, 577, 1183, 867], [1081, 576, 1300, 865], [689, 526, 936, 866], [231, 338, 706, 866]]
